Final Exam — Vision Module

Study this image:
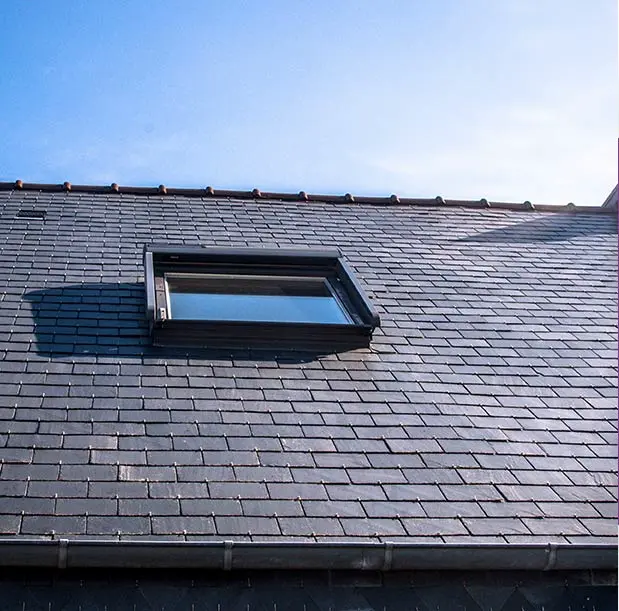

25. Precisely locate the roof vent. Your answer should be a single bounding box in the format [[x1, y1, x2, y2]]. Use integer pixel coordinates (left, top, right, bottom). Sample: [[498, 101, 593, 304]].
[[17, 210, 46, 220]]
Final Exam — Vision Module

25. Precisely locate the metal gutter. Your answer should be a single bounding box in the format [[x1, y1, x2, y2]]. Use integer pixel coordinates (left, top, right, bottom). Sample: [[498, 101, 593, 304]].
[[0, 540, 615, 571]]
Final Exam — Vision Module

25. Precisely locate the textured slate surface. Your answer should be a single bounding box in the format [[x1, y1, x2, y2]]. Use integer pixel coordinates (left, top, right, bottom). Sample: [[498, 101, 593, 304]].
[[0, 189, 616, 544], [2, 568, 617, 611]]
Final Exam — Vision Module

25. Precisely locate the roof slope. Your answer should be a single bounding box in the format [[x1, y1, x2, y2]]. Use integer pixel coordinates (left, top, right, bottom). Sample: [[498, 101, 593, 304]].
[[0, 187, 616, 550]]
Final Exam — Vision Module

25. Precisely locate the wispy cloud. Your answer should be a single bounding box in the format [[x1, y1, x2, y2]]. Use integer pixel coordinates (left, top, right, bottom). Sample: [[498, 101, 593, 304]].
[[362, 85, 616, 205]]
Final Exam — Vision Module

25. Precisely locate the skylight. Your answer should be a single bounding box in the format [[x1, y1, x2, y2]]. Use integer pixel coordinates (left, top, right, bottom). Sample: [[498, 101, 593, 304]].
[[143, 245, 380, 350]]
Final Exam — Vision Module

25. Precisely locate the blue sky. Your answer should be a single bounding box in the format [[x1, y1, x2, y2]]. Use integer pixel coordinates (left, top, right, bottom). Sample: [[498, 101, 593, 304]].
[[0, 1, 616, 205]]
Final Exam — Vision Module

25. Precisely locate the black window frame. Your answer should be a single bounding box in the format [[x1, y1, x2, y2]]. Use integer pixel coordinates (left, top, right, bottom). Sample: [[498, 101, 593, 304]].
[[143, 244, 380, 350]]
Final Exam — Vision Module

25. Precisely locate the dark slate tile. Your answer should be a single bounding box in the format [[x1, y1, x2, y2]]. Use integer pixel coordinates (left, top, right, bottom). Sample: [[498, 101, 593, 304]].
[[386, 439, 441, 454], [512, 469, 571, 486], [87, 516, 151, 535], [216, 516, 281, 536], [176, 466, 234, 482], [120, 435, 173, 451], [241, 500, 303, 517], [0, 448, 33, 463], [281, 438, 336, 453], [2, 463, 60, 480], [475, 454, 534, 470], [60, 464, 118, 481], [439, 484, 503, 502], [203, 450, 259, 466], [302, 500, 366, 518], [579, 518, 618, 536], [522, 517, 591, 536], [291, 467, 350, 484], [21, 515, 86, 535], [362, 501, 424, 518], [340, 518, 406, 537], [235, 466, 293, 483], [551, 485, 615, 502], [151, 515, 215, 535], [209, 482, 269, 499], [91, 449, 147, 465], [119, 465, 176, 482], [55, 498, 117, 516], [259, 452, 315, 467], [497, 485, 562, 502], [119, 499, 180, 516], [402, 518, 467, 536], [227, 436, 283, 452], [383, 484, 445, 502], [89, 482, 149, 499], [268, 482, 329, 500], [421, 501, 485, 518], [314, 453, 370, 469], [180, 498, 242, 515], [462, 517, 531, 536], [325, 484, 386, 502], [401, 468, 463, 485], [369, 454, 425, 469], [591, 502, 618, 518], [0, 514, 21, 534], [148, 482, 209, 499], [577, 457, 618, 472], [147, 450, 203, 466], [0, 497, 55, 515], [28, 481, 88, 498], [421, 453, 480, 469], [348, 468, 406, 484], [333, 439, 389, 453], [8, 433, 62, 448]]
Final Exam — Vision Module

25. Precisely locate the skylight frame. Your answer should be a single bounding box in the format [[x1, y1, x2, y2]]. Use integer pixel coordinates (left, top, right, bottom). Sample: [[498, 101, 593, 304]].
[[143, 244, 380, 350], [163, 272, 355, 325]]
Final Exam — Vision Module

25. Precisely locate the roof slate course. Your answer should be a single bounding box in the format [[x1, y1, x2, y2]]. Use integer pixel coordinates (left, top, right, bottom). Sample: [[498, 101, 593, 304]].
[[0, 186, 616, 546]]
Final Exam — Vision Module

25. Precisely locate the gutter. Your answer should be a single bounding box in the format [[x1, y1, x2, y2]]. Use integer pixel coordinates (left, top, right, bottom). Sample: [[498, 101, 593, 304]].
[[0, 540, 615, 571]]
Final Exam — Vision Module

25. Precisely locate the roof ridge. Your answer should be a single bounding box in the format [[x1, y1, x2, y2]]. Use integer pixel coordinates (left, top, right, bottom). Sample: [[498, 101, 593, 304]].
[[0, 180, 612, 213]]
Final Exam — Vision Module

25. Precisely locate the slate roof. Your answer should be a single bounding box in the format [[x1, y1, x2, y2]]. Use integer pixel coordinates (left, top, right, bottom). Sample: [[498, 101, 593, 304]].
[[0, 183, 616, 555], [2, 567, 617, 611]]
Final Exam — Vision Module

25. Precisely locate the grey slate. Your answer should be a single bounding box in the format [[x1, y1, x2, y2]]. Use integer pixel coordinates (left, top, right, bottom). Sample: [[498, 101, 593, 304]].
[[0, 188, 616, 546], [0, 567, 615, 611]]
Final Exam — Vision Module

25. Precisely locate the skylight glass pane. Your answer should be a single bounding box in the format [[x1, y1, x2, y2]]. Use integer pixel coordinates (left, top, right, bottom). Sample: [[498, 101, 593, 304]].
[[166, 274, 352, 324]]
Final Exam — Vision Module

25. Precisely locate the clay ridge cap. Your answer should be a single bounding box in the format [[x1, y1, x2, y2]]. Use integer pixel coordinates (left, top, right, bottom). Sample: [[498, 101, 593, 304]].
[[0, 181, 611, 213]]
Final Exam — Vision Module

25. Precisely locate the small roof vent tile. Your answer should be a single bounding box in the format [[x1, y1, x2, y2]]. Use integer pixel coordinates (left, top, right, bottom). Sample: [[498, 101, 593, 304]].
[[17, 210, 46, 220]]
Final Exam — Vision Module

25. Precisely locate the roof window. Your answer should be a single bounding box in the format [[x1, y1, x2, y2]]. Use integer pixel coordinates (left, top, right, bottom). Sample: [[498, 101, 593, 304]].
[[143, 245, 380, 350]]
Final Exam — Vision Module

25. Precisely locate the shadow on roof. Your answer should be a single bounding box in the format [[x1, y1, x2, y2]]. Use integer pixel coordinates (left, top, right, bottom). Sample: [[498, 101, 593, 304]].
[[458, 213, 617, 243], [23, 283, 333, 363]]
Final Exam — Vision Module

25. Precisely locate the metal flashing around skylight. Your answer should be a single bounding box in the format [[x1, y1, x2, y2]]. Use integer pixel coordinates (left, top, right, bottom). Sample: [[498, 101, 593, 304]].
[[143, 244, 380, 350]]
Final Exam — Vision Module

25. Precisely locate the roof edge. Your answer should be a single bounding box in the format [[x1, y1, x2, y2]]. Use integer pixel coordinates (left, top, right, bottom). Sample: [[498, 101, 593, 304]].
[[0, 181, 613, 213], [602, 184, 618, 209], [0, 540, 616, 571]]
